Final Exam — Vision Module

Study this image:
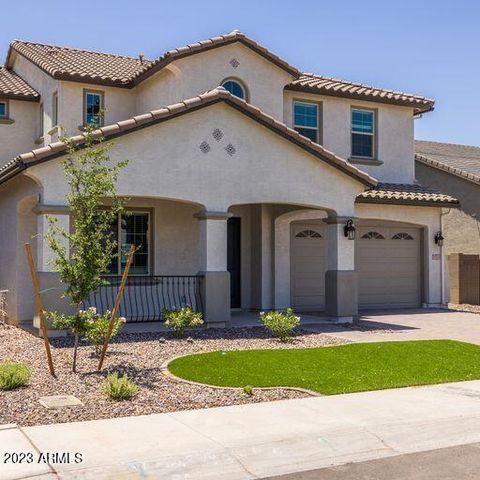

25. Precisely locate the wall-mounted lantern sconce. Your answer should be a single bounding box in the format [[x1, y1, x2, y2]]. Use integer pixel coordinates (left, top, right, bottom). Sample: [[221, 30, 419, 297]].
[[434, 231, 444, 247], [344, 219, 356, 240]]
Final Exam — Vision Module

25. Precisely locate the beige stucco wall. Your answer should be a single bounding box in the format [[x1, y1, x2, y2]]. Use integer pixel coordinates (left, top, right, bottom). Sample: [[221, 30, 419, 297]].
[[11, 53, 59, 145], [28, 102, 366, 214], [136, 43, 294, 119], [0, 99, 37, 167], [0, 175, 39, 324], [283, 90, 415, 183], [58, 81, 136, 138]]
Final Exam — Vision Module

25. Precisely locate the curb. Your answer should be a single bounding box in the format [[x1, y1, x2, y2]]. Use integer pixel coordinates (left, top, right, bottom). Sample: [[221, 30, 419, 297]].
[[161, 353, 321, 397]]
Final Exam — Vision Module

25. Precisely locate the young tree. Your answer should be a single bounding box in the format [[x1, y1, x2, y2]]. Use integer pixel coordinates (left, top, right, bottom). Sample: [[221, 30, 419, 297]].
[[46, 126, 128, 372]]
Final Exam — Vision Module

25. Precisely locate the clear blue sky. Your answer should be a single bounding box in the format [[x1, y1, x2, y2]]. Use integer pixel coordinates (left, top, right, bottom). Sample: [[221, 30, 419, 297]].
[[2, 0, 479, 145]]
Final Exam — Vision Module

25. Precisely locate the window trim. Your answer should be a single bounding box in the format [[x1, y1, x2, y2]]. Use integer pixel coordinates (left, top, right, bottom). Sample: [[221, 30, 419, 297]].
[[52, 91, 58, 127], [106, 208, 153, 277], [292, 99, 322, 144], [83, 89, 105, 127], [350, 106, 377, 160], [0, 99, 9, 119], [221, 77, 248, 101]]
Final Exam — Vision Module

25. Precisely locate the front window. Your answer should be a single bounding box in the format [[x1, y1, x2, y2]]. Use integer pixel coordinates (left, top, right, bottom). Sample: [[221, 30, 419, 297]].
[[351, 108, 375, 158], [84, 91, 104, 126], [293, 101, 319, 143], [108, 211, 150, 275], [0, 101, 7, 118], [221, 79, 246, 100]]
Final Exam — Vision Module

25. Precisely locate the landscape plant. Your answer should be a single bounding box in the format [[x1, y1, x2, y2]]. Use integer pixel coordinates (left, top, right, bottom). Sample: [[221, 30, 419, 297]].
[[163, 306, 204, 337], [103, 371, 139, 400], [259, 308, 300, 342], [0, 362, 31, 390], [45, 125, 128, 372]]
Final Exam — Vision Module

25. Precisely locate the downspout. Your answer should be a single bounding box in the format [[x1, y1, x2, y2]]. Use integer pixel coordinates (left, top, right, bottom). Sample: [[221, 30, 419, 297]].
[[440, 208, 451, 306]]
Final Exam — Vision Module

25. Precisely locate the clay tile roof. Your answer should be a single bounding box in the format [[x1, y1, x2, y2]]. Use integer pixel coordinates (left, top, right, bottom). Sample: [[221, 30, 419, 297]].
[[415, 140, 480, 186], [132, 30, 301, 83], [6, 32, 300, 88], [0, 87, 377, 188], [8, 40, 153, 87], [356, 182, 459, 207], [0, 66, 39, 101], [287, 74, 434, 114]]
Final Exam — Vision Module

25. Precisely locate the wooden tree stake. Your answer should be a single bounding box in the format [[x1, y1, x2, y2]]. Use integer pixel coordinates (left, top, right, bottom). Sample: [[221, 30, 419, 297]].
[[98, 244, 135, 371], [25, 243, 56, 377]]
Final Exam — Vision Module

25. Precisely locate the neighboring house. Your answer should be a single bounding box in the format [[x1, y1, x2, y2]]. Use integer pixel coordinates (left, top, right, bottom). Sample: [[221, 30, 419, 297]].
[[415, 140, 480, 255], [0, 30, 459, 329]]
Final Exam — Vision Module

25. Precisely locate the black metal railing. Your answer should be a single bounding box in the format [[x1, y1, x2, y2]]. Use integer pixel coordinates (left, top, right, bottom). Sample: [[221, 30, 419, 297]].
[[82, 275, 204, 322]]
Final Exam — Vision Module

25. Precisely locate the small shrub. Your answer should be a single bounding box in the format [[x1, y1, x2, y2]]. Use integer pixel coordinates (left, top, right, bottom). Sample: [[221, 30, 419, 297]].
[[163, 307, 203, 337], [0, 362, 31, 390], [83, 308, 125, 355], [259, 308, 300, 342], [243, 385, 254, 396], [103, 372, 139, 400]]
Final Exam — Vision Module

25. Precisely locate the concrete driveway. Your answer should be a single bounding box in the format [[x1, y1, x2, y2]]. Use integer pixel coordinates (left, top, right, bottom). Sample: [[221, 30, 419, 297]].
[[306, 308, 480, 345]]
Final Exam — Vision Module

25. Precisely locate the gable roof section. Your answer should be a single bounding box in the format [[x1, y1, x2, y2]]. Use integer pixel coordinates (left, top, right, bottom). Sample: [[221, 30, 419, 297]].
[[4, 32, 433, 112], [356, 182, 460, 208], [0, 88, 377, 187], [287, 74, 434, 115], [0, 66, 39, 101], [415, 140, 480, 186], [6, 31, 299, 88]]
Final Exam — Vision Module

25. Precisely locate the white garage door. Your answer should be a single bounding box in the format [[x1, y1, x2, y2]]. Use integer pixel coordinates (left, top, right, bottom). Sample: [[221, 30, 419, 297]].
[[291, 224, 326, 311], [357, 226, 421, 309]]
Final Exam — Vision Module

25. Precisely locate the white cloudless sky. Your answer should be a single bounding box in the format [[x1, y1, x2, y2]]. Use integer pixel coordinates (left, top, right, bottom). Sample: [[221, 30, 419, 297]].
[[2, 0, 479, 145]]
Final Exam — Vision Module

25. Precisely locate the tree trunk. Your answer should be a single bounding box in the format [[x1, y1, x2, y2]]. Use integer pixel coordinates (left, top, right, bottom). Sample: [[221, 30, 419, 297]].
[[72, 332, 79, 373]]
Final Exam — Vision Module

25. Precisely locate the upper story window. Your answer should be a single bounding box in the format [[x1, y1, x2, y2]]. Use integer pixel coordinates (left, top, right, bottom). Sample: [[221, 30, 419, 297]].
[[351, 108, 375, 158], [293, 101, 319, 143], [221, 79, 246, 100], [84, 90, 104, 126], [0, 101, 8, 119]]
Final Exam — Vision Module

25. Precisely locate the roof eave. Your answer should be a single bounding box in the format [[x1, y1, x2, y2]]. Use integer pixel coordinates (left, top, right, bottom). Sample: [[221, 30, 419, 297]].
[[285, 84, 435, 114], [355, 197, 460, 209]]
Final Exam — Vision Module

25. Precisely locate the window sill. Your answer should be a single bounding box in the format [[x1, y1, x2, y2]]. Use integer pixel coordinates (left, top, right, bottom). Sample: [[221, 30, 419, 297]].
[[0, 118, 14, 125], [349, 157, 383, 166]]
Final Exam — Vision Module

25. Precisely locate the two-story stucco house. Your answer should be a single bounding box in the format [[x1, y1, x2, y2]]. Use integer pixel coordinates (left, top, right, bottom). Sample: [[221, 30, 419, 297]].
[[0, 30, 459, 329]]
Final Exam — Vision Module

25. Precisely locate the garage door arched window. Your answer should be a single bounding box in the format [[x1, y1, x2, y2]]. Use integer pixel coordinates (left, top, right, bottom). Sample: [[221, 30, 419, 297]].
[[361, 231, 385, 240], [295, 229, 322, 238], [392, 232, 414, 240], [221, 79, 247, 100]]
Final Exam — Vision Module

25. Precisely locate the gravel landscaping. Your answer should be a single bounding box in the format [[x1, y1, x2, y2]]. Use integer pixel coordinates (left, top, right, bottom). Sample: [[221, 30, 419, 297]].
[[0, 323, 347, 427], [449, 303, 480, 315]]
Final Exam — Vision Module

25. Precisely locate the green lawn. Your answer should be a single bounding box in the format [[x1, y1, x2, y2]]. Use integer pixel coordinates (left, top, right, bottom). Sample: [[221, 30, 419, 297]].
[[168, 340, 480, 395]]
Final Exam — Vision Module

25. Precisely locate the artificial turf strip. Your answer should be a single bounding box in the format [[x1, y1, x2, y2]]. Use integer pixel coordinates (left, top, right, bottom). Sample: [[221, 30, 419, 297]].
[[168, 340, 480, 395]]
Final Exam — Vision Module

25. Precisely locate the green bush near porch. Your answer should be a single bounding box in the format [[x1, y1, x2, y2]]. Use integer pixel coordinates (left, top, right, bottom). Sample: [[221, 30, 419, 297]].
[[168, 340, 480, 395]]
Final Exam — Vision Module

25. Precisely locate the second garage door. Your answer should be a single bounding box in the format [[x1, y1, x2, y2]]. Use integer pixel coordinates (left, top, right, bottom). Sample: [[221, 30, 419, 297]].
[[357, 226, 422, 309]]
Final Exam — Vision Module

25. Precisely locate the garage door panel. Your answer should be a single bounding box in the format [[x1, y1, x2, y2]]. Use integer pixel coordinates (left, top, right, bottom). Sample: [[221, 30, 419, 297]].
[[358, 226, 421, 309], [291, 224, 326, 310]]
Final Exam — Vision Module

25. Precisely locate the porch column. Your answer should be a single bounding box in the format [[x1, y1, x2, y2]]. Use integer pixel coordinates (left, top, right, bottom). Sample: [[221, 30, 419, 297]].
[[195, 210, 233, 327], [33, 204, 74, 332], [324, 216, 358, 323]]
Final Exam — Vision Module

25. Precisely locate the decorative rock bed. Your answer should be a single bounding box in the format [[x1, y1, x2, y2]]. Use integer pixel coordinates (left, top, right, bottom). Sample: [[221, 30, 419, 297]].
[[0, 323, 347, 427]]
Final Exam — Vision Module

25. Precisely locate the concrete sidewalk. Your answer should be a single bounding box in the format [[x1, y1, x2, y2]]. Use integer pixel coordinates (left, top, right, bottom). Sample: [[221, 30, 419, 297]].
[[4, 380, 480, 479]]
